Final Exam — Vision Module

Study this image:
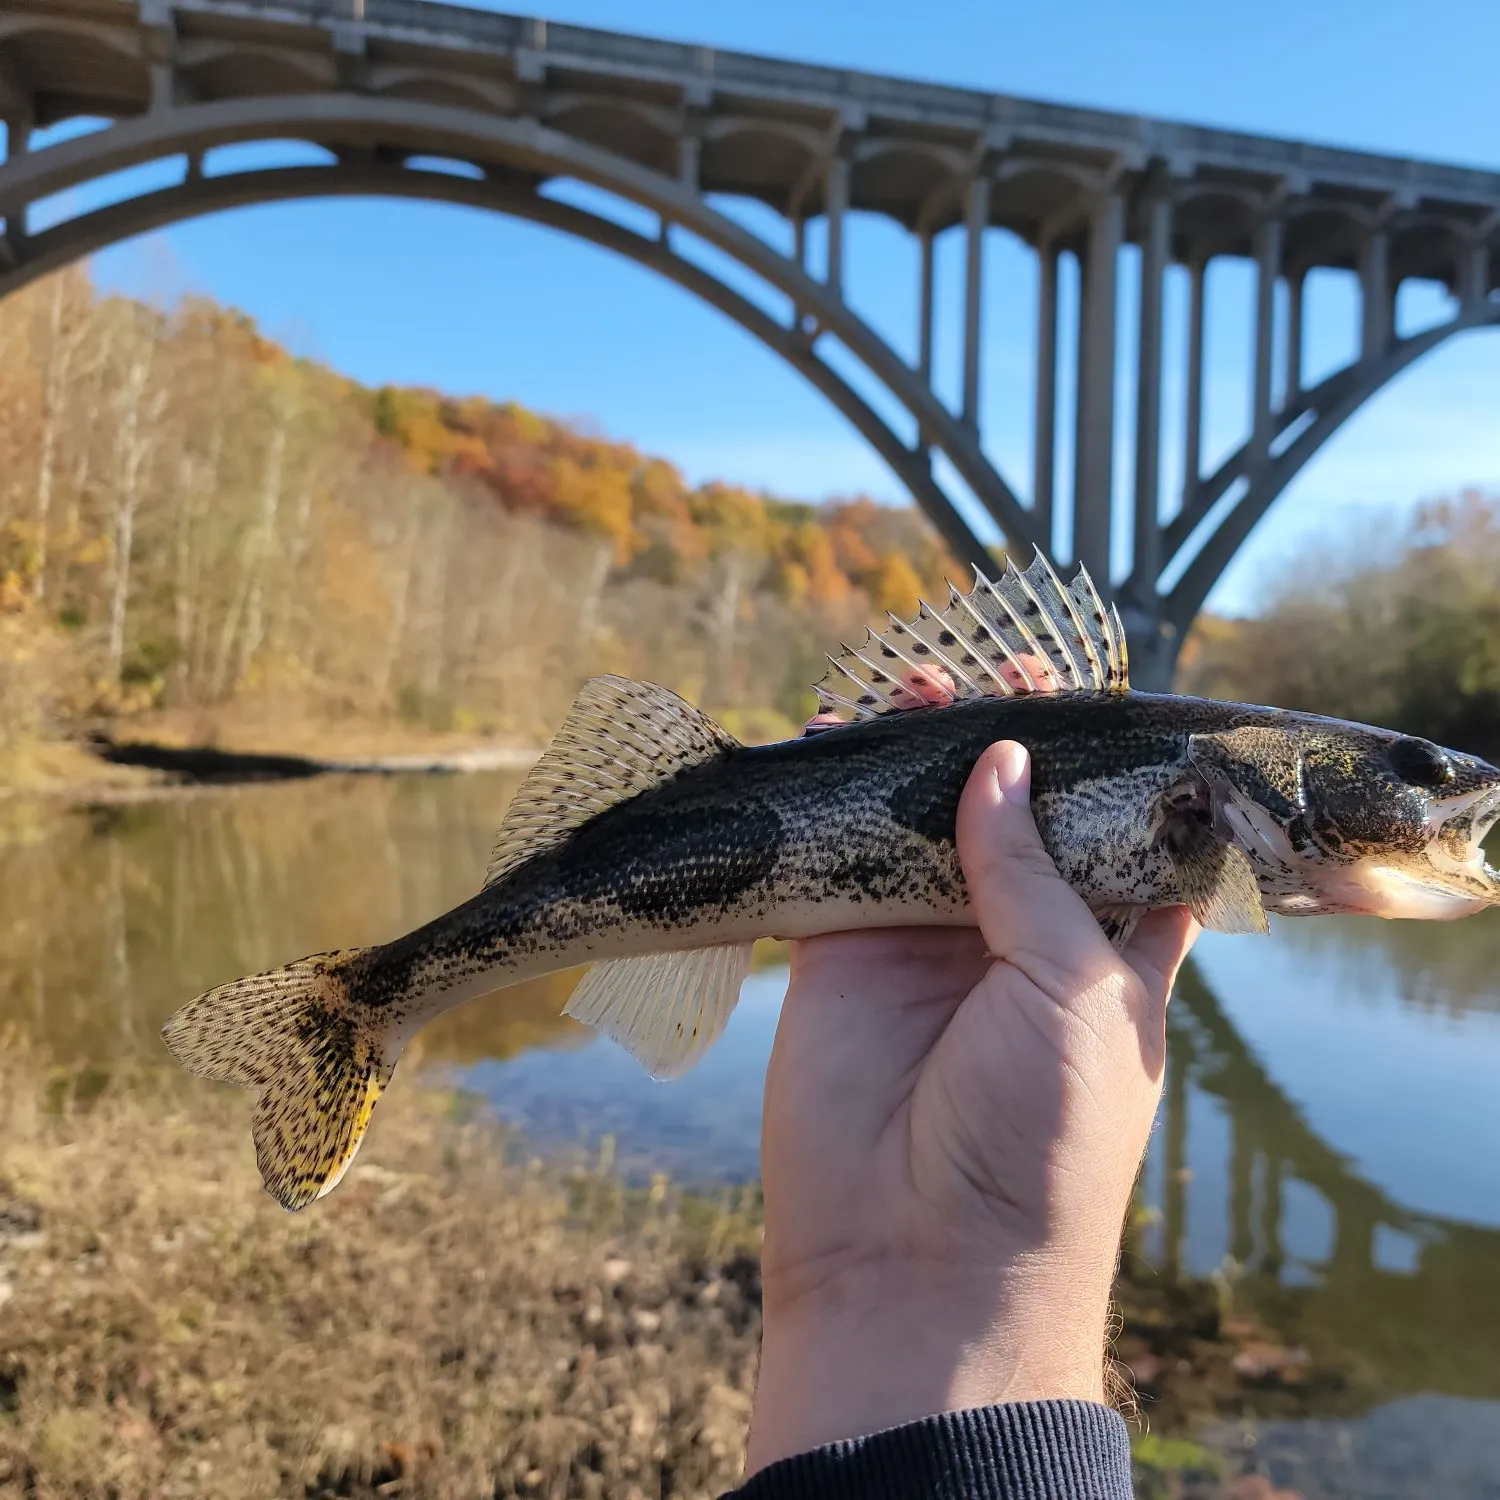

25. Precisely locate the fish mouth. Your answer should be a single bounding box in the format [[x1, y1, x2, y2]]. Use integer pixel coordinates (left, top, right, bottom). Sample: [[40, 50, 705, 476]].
[[1334, 779, 1500, 921], [1224, 770, 1500, 921], [1424, 781, 1500, 889]]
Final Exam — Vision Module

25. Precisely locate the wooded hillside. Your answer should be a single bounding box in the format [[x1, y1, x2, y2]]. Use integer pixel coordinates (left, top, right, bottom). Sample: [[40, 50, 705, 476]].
[[0, 267, 962, 751]]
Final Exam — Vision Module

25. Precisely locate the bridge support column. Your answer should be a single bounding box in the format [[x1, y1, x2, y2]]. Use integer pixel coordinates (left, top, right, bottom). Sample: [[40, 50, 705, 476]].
[[678, 132, 700, 192], [1360, 228, 1391, 359], [1131, 195, 1170, 604], [1284, 268, 1305, 407], [141, 0, 178, 112], [1252, 216, 1282, 457], [962, 174, 990, 428], [917, 226, 934, 388], [0, 70, 32, 165], [1033, 240, 1058, 554], [1074, 191, 1122, 581], [0, 107, 29, 264], [1183, 257, 1206, 500], [1117, 607, 1179, 691], [825, 155, 849, 295], [1, 102, 29, 155], [1461, 239, 1490, 308]]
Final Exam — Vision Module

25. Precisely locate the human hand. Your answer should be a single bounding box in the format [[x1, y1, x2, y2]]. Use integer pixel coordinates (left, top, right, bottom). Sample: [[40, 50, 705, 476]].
[[745, 740, 1199, 1472]]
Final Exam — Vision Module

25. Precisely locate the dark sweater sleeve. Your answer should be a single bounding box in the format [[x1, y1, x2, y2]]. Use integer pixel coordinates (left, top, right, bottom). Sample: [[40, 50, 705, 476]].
[[723, 1401, 1134, 1500]]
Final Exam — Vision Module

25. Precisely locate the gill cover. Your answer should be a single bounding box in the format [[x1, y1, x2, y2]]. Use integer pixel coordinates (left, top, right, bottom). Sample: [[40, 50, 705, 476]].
[[1156, 734, 1275, 936], [1185, 719, 1500, 922]]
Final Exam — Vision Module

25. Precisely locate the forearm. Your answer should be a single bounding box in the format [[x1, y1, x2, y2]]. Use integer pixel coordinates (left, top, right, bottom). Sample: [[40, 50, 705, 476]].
[[745, 1254, 1117, 1474]]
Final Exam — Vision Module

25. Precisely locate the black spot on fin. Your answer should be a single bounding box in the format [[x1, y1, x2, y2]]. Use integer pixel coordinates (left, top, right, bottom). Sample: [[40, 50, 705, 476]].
[[1094, 904, 1145, 950], [1163, 819, 1269, 935]]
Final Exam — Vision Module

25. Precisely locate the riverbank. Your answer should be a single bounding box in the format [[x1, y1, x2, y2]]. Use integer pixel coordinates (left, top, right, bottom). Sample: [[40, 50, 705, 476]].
[[0, 1059, 1350, 1500], [0, 700, 809, 802], [0, 721, 543, 805]]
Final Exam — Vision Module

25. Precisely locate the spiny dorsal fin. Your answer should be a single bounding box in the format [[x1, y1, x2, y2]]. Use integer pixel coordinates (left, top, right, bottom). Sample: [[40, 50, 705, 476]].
[[812, 550, 1128, 721], [484, 675, 738, 889]]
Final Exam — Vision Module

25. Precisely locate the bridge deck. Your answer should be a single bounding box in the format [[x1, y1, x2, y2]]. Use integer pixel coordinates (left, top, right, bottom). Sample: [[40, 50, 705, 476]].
[[8, 0, 1500, 279]]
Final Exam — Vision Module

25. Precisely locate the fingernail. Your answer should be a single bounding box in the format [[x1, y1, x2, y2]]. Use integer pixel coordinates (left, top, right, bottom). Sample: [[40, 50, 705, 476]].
[[992, 740, 1030, 804]]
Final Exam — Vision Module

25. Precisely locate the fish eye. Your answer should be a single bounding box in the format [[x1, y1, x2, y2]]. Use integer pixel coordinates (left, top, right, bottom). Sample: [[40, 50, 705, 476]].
[[1386, 736, 1456, 789]]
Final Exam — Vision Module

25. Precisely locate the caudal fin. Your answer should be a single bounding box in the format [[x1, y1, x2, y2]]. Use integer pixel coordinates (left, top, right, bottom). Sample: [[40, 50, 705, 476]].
[[162, 949, 394, 1211]]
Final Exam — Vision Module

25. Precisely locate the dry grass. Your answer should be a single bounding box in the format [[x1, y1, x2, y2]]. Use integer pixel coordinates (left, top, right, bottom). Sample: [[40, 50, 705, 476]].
[[0, 1062, 762, 1500], [0, 1059, 1351, 1500], [0, 740, 160, 801]]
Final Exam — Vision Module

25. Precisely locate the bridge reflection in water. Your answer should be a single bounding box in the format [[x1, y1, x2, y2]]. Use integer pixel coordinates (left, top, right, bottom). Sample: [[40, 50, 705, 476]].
[[1152, 957, 1500, 1403]]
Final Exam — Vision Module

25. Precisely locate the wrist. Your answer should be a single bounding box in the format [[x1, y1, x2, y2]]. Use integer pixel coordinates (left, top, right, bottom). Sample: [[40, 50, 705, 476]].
[[746, 1256, 1113, 1474]]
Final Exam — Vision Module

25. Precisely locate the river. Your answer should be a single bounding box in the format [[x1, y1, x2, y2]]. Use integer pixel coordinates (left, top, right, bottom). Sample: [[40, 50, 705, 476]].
[[4, 771, 1499, 1498]]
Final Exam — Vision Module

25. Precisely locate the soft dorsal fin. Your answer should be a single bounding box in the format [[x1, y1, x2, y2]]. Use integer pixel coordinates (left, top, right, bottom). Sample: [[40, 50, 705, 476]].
[[812, 550, 1129, 721], [483, 675, 738, 889]]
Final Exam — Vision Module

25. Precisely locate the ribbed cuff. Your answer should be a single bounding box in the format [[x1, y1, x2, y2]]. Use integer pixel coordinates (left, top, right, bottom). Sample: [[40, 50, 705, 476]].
[[727, 1400, 1134, 1500]]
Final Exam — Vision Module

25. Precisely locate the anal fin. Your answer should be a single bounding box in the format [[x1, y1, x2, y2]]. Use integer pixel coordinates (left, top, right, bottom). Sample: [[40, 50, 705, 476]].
[[1164, 821, 1270, 935], [562, 943, 755, 1079]]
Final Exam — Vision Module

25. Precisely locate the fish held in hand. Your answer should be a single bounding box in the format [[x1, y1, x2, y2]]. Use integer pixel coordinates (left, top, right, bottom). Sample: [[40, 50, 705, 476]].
[[162, 553, 1500, 1209]]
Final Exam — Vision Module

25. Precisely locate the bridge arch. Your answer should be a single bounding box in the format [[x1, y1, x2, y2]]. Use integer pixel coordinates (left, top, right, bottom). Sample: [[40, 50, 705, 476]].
[[0, 93, 1034, 577], [2, 152, 1006, 578], [1162, 302, 1500, 633]]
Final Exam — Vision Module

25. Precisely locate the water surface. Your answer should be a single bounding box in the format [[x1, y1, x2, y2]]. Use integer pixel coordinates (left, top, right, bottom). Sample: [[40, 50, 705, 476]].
[[5, 773, 1499, 1496]]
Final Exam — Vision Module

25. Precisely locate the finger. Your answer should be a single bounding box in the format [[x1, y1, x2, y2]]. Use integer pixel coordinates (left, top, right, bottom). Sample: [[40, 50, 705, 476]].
[[997, 652, 1056, 693], [800, 711, 845, 737], [955, 740, 1114, 982], [1119, 908, 1199, 1076], [1122, 905, 1200, 1001], [790, 925, 990, 1007]]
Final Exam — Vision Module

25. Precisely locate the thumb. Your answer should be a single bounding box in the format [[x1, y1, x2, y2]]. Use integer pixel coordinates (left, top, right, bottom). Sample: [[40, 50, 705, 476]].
[[955, 740, 1114, 982]]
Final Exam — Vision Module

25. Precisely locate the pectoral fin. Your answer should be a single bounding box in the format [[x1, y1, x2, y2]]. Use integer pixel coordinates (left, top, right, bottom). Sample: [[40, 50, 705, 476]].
[[1093, 904, 1145, 950], [1164, 819, 1270, 935]]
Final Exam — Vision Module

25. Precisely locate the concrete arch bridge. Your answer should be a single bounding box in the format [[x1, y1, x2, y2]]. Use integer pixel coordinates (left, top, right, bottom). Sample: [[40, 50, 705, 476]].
[[2, 0, 1499, 683]]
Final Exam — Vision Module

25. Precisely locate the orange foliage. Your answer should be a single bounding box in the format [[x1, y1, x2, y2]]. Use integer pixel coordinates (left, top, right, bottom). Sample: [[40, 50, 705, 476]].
[[357, 382, 963, 617]]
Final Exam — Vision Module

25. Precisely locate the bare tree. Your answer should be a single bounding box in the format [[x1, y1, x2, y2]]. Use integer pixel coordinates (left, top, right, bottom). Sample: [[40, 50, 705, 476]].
[[235, 417, 288, 688], [105, 327, 163, 687], [30, 270, 92, 601], [376, 497, 425, 702]]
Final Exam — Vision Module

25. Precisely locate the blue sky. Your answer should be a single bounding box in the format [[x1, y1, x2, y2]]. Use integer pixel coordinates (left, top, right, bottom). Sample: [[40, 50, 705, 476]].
[[76, 0, 1500, 614]]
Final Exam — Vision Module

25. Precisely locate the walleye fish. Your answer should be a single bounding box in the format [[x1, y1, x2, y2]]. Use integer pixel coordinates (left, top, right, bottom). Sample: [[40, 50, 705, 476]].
[[162, 554, 1500, 1210]]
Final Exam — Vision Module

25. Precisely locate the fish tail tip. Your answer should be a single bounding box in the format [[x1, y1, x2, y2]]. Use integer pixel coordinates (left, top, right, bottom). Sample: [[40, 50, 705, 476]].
[[162, 947, 393, 1212]]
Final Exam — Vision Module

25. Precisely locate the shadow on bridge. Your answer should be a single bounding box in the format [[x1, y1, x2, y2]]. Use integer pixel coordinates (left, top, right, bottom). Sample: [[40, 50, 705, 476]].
[[1161, 959, 1500, 1403]]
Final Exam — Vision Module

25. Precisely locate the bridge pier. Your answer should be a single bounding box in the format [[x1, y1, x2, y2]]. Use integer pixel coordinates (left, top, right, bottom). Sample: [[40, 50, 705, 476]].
[[0, 0, 1495, 675], [1033, 242, 1059, 553], [1117, 607, 1181, 694]]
